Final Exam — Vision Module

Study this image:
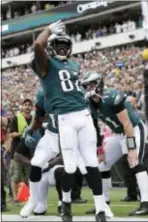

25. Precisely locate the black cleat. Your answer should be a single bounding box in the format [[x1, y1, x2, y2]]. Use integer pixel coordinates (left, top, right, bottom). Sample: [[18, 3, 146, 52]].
[[96, 211, 107, 222], [57, 205, 62, 216], [61, 202, 72, 222], [121, 196, 138, 202], [86, 208, 95, 215], [129, 201, 148, 216], [72, 198, 88, 204], [33, 211, 46, 216]]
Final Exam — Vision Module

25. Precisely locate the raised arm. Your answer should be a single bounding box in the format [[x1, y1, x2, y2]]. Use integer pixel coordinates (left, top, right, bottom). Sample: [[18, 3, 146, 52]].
[[34, 20, 65, 76]]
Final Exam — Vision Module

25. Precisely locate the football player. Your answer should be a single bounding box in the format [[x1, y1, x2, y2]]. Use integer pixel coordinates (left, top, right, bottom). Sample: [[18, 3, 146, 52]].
[[81, 71, 148, 216], [20, 20, 113, 222]]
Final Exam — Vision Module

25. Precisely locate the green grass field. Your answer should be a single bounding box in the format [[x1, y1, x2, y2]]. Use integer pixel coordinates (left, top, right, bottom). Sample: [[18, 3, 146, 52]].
[[3, 187, 146, 218]]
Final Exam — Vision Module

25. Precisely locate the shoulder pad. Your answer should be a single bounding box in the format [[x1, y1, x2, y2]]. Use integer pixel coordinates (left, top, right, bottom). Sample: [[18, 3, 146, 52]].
[[114, 93, 124, 105]]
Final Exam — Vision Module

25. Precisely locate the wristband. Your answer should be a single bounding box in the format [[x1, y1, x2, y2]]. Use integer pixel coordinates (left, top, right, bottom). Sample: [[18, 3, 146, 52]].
[[97, 147, 104, 155], [126, 137, 136, 150]]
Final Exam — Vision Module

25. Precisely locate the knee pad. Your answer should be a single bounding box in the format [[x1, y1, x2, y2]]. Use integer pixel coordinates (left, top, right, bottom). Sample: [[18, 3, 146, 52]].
[[132, 164, 146, 174], [30, 165, 42, 182], [101, 170, 111, 179]]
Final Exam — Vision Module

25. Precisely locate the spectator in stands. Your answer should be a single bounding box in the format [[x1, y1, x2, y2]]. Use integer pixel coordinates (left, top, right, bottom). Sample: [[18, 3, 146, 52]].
[[3, 109, 15, 200], [115, 22, 122, 33], [75, 32, 82, 42], [9, 99, 33, 204], [44, 2, 53, 10], [128, 19, 136, 31], [31, 2, 37, 13]]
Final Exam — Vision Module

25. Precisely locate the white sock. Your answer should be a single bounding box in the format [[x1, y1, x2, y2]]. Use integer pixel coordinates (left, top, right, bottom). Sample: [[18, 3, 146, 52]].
[[102, 178, 112, 202], [62, 191, 71, 203], [28, 181, 40, 204], [58, 201, 62, 206], [93, 195, 106, 214], [136, 171, 148, 202]]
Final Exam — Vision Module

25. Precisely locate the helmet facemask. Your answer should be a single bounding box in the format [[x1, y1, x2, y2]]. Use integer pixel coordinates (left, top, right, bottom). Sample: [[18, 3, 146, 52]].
[[81, 72, 104, 100], [47, 35, 72, 60]]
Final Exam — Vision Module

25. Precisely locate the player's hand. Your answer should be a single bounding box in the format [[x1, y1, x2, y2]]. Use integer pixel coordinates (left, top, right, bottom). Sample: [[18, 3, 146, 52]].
[[98, 153, 105, 163], [49, 20, 65, 35], [97, 146, 105, 163], [127, 149, 139, 168]]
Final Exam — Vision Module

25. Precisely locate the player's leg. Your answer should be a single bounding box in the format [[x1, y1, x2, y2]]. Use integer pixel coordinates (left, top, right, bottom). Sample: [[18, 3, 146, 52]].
[[58, 114, 78, 222], [100, 169, 111, 205], [120, 155, 138, 202], [127, 122, 148, 216], [86, 135, 123, 215], [100, 135, 123, 203], [20, 130, 59, 217], [53, 166, 65, 215], [78, 113, 113, 221], [33, 172, 49, 215], [86, 167, 111, 215]]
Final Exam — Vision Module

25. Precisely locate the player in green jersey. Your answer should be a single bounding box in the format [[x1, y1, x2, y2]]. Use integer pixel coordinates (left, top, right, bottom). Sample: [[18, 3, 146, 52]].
[[81, 71, 148, 216], [20, 21, 113, 222]]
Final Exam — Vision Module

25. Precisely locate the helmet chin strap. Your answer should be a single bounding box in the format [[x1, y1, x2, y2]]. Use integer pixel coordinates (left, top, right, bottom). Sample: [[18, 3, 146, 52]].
[[55, 55, 67, 60]]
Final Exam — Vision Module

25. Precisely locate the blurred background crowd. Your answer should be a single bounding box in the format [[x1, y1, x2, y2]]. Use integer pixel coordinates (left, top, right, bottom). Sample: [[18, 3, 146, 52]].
[[2, 18, 142, 59], [2, 45, 145, 113], [1, 1, 73, 21]]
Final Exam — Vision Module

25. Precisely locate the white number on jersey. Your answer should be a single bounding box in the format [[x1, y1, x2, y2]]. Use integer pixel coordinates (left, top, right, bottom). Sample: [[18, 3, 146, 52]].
[[59, 70, 81, 92]]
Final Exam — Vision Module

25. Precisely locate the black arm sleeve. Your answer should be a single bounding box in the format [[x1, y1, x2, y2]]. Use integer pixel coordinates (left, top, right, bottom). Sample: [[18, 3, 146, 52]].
[[92, 118, 103, 147]]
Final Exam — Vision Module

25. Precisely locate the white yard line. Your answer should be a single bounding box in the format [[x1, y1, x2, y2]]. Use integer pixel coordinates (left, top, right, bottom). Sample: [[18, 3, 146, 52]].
[[45, 203, 138, 207], [2, 215, 148, 222]]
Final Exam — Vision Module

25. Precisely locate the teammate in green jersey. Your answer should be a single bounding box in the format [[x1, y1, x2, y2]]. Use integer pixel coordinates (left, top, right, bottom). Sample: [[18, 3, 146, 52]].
[[81, 70, 148, 216], [20, 21, 113, 222]]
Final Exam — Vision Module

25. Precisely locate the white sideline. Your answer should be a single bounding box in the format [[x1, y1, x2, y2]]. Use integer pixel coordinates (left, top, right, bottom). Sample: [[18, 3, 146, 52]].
[[2, 215, 148, 221]]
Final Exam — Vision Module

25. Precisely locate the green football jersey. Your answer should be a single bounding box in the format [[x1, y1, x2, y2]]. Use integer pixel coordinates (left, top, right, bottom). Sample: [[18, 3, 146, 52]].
[[32, 57, 86, 115], [89, 88, 141, 134], [36, 90, 58, 133]]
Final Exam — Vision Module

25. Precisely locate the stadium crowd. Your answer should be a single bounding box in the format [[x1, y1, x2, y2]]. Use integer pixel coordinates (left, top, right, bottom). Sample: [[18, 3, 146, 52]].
[[2, 17, 142, 59], [2, 45, 145, 113], [1, 1, 71, 21]]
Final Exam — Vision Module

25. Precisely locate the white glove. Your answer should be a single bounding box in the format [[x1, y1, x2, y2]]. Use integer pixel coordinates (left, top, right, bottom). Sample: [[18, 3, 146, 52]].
[[49, 20, 65, 35]]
